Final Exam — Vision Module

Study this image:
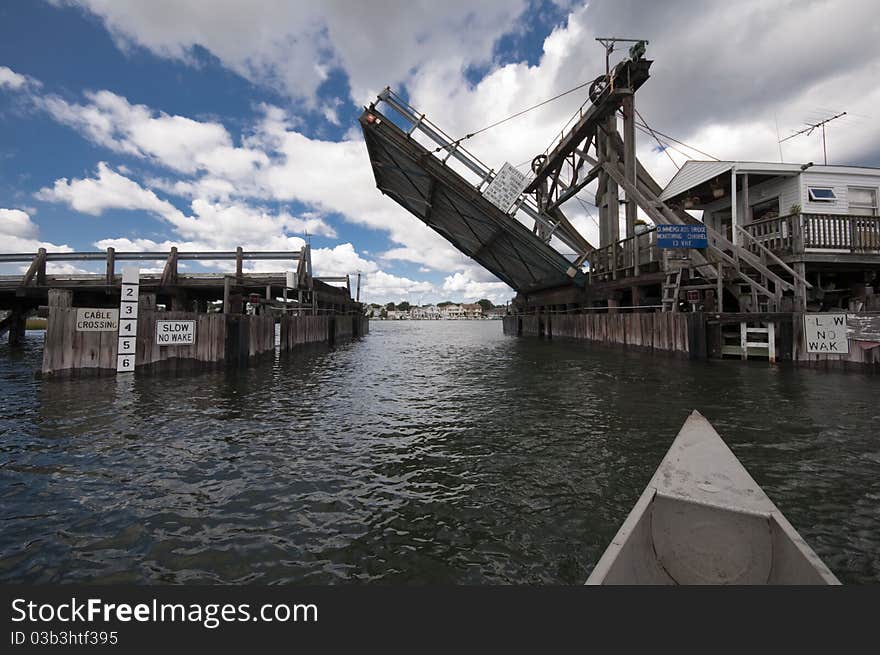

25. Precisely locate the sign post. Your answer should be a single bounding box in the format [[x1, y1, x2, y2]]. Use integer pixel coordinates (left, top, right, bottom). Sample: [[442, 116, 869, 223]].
[[116, 267, 139, 373], [803, 313, 849, 354]]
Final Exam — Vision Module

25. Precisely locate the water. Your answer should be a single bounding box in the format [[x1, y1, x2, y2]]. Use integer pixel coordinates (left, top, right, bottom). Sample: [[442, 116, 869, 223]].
[[1, 322, 878, 584]]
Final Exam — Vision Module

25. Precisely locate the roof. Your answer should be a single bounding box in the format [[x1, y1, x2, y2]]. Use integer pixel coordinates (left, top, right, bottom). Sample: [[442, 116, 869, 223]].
[[659, 160, 880, 202], [359, 108, 583, 294]]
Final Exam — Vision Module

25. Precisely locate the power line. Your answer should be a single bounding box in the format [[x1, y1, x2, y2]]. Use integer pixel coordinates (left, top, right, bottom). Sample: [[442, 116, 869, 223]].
[[432, 80, 594, 154], [633, 110, 680, 170], [634, 110, 720, 161]]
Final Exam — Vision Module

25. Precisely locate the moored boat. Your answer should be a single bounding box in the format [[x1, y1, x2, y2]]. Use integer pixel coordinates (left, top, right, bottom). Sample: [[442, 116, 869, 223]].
[[587, 411, 839, 585]]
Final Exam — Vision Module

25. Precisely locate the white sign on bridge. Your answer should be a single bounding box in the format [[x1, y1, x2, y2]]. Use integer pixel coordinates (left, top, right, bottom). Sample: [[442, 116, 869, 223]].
[[156, 320, 196, 345], [483, 162, 529, 213], [803, 313, 849, 354]]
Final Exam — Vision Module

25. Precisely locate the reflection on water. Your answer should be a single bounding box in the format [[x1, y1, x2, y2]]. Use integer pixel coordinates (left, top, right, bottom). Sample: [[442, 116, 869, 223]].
[[0, 322, 878, 583]]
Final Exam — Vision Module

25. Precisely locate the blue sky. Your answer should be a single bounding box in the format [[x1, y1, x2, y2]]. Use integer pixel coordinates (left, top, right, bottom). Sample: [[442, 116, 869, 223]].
[[2, 1, 877, 304]]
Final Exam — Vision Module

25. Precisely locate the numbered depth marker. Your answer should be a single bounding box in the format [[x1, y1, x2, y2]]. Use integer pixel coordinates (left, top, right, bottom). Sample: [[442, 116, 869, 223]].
[[116, 266, 139, 373]]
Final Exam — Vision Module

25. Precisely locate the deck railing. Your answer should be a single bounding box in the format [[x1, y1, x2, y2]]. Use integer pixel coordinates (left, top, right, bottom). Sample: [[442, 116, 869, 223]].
[[743, 213, 880, 256], [587, 228, 659, 278]]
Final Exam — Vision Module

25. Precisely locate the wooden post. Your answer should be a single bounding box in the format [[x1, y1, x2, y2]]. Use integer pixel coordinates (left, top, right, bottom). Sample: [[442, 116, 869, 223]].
[[105, 247, 115, 286], [794, 261, 807, 311], [631, 285, 641, 310], [731, 168, 738, 246], [605, 115, 620, 244], [622, 94, 637, 241], [160, 246, 178, 288], [740, 321, 748, 360], [223, 276, 231, 314], [7, 304, 28, 347], [356, 273, 361, 302], [48, 289, 73, 308], [235, 246, 243, 279], [36, 247, 46, 286], [21, 248, 47, 287]]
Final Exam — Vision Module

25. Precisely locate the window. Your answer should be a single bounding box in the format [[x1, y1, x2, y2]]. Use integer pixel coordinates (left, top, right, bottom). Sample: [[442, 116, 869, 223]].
[[848, 187, 877, 216], [750, 196, 780, 222], [808, 187, 837, 202]]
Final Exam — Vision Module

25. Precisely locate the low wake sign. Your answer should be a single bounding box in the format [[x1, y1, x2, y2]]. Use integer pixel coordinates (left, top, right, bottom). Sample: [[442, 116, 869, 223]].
[[156, 320, 196, 345], [803, 313, 849, 354], [656, 224, 708, 249], [483, 162, 529, 213]]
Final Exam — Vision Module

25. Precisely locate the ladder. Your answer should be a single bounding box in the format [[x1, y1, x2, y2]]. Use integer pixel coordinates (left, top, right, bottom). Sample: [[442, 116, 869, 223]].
[[720, 321, 776, 362], [662, 269, 683, 312]]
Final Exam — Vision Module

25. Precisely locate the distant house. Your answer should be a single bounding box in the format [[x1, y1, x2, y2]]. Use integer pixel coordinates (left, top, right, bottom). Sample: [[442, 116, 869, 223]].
[[485, 306, 508, 319], [440, 304, 465, 319], [410, 304, 441, 319], [461, 303, 484, 319]]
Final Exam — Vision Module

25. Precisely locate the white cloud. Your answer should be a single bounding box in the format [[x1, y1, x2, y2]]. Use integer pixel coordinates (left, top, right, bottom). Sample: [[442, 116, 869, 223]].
[[0, 208, 73, 254], [442, 270, 510, 304], [36, 161, 187, 222], [0, 66, 29, 90], [39, 90, 267, 175], [57, 1, 529, 104]]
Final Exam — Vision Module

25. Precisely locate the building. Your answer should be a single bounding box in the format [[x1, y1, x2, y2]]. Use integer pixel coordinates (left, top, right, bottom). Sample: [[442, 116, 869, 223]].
[[440, 304, 465, 319], [410, 305, 441, 320], [461, 303, 484, 319], [660, 161, 880, 311]]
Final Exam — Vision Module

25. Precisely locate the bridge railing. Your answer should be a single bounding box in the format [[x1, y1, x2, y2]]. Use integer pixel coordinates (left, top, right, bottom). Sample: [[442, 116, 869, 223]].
[[586, 227, 660, 279], [1, 246, 308, 290]]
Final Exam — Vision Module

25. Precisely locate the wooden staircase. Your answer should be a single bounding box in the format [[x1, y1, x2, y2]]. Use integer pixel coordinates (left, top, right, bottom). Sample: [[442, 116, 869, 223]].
[[599, 158, 811, 312]]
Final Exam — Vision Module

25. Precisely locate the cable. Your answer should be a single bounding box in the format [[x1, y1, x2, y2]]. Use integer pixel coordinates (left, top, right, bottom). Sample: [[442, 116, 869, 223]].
[[634, 109, 720, 161], [432, 80, 593, 154], [634, 117, 680, 170]]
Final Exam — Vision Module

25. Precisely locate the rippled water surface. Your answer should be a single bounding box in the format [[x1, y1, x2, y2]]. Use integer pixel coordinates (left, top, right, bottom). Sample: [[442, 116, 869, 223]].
[[1, 321, 878, 583]]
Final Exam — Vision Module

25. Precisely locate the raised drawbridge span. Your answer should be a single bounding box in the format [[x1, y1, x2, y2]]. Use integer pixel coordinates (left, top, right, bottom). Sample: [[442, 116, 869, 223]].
[[361, 41, 810, 315]]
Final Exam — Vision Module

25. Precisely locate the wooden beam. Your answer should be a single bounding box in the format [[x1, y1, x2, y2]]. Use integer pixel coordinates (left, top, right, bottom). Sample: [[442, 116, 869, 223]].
[[20, 248, 47, 287], [622, 94, 637, 240], [105, 247, 115, 286], [160, 246, 178, 287]]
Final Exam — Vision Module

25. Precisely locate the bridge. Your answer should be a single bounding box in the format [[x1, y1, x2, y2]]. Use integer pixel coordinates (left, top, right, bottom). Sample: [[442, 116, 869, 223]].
[[359, 42, 813, 317], [0, 245, 366, 374]]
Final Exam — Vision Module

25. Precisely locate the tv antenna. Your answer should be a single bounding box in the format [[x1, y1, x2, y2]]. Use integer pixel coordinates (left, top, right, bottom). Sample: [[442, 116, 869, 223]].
[[778, 111, 846, 164]]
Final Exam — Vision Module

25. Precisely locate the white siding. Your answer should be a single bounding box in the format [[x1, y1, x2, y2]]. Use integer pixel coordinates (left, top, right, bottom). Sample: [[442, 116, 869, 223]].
[[700, 175, 799, 224], [801, 171, 880, 214]]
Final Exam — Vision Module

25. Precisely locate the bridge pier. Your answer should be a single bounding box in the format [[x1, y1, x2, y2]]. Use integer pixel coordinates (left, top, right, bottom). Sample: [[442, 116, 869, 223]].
[[5, 304, 29, 348]]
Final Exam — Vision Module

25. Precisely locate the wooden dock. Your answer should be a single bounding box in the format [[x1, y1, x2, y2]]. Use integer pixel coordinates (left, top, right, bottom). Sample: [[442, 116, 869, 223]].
[[1, 246, 369, 376]]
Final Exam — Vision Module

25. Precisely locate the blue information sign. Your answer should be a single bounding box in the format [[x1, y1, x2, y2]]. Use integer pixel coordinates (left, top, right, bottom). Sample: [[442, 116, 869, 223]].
[[656, 224, 708, 249]]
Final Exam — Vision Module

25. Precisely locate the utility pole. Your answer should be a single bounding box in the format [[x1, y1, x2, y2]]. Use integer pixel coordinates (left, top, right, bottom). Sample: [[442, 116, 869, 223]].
[[778, 112, 846, 165]]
